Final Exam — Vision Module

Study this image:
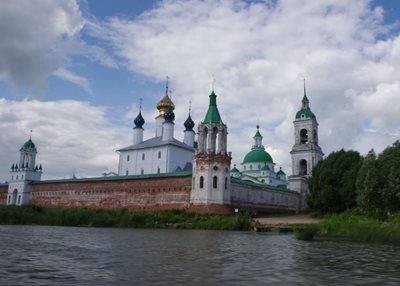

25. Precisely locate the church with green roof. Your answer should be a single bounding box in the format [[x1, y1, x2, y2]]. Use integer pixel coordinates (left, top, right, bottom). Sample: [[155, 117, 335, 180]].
[[230, 125, 287, 189]]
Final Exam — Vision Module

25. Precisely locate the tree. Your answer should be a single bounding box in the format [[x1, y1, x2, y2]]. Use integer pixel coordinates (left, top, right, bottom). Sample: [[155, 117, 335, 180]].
[[308, 149, 362, 213]]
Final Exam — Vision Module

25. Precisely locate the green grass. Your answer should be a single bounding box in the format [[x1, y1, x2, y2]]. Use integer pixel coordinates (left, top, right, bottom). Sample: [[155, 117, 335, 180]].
[[0, 205, 252, 231], [317, 211, 400, 245]]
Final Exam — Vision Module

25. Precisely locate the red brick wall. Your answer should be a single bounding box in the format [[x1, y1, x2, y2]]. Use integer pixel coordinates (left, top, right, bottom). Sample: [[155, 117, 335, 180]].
[[0, 184, 8, 206], [30, 176, 192, 211]]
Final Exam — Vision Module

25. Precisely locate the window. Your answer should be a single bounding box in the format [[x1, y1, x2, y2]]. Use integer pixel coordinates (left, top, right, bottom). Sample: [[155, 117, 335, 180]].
[[127, 155, 130, 161], [16, 175, 18, 180], [126, 170, 129, 176], [300, 129, 308, 144], [300, 159, 307, 175], [21, 175, 24, 180], [200, 176, 204, 188], [7, 196, 11, 204], [224, 177, 228, 190], [244, 166, 246, 170], [250, 165, 253, 170], [258, 165, 261, 170], [11, 176, 13, 180], [141, 169, 144, 175], [213, 176, 218, 188], [157, 167, 160, 174], [158, 151, 161, 159], [17, 195, 21, 205], [142, 153, 145, 160]]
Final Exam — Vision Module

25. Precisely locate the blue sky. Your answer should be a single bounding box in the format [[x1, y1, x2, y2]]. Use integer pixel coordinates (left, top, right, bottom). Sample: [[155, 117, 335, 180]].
[[1, 0, 400, 182]]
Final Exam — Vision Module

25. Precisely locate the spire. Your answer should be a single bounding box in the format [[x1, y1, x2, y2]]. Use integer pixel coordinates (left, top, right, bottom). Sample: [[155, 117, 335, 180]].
[[165, 75, 169, 96], [203, 90, 222, 123], [302, 78, 309, 109]]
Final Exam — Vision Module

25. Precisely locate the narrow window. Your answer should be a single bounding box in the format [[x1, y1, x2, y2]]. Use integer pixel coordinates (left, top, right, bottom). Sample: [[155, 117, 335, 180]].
[[127, 155, 130, 161], [141, 169, 144, 175], [157, 167, 160, 174], [142, 153, 145, 160], [16, 175, 18, 180], [200, 176, 204, 188], [17, 195, 21, 205], [11, 176, 13, 180], [126, 170, 129, 176], [250, 165, 253, 170], [21, 175, 24, 180], [158, 151, 161, 159], [224, 177, 228, 190], [7, 196, 11, 204], [213, 176, 218, 188], [258, 165, 261, 170], [244, 166, 246, 170]]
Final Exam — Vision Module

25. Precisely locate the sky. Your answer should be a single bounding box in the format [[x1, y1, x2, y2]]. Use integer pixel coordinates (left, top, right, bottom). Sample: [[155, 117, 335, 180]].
[[1, 0, 400, 182]]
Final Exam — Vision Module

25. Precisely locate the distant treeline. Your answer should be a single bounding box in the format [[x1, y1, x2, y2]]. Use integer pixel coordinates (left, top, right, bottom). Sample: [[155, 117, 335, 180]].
[[0, 206, 252, 231], [308, 140, 400, 218]]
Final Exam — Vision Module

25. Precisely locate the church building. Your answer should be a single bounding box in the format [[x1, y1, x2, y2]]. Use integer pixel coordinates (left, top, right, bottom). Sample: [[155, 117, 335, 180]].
[[117, 82, 195, 176]]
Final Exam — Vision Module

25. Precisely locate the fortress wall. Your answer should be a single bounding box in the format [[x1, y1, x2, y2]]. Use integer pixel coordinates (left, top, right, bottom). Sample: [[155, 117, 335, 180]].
[[0, 184, 8, 205], [30, 175, 192, 211], [231, 182, 300, 212]]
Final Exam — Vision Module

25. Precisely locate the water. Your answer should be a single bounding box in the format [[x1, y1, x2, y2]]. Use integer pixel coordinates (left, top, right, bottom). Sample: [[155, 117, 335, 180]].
[[0, 226, 400, 286]]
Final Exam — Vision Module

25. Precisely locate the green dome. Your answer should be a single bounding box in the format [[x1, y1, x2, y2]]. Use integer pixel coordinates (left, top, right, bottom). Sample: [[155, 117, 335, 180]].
[[243, 149, 273, 164], [277, 168, 285, 176], [261, 165, 270, 171], [296, 107, 315, 119], [22, 139, 35, 149], [231, 166, 240, 173]]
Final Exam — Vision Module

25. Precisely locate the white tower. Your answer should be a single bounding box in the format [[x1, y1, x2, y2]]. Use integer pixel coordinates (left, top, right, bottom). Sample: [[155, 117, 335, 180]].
[[162, 108, 175, 141], [289, 81, 323, 209], [7, 137, 42, 206], [191, 91, 231, 205], [132, 105, 145, 145]]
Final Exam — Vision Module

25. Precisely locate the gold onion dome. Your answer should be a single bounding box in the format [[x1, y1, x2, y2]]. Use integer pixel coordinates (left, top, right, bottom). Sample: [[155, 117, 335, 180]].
[[157, 79, 175, 116]]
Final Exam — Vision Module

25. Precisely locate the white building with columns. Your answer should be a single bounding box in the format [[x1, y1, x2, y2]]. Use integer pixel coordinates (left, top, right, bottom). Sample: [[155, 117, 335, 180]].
[[117, 84, 195, 176]]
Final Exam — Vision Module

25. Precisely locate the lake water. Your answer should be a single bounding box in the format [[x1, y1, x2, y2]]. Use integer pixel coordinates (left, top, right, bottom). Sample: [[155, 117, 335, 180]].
[[1, 226, 400, 286]]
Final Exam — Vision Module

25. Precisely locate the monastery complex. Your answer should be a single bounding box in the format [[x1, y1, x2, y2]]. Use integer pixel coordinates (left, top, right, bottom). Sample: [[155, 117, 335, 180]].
[[0, 82, 323, 214]]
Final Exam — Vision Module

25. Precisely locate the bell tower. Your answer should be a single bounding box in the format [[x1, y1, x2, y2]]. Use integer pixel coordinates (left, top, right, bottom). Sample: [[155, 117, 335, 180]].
[[191, 91, 231, 206], [289, 81, 323, 209], [7, 136, 42, 206]]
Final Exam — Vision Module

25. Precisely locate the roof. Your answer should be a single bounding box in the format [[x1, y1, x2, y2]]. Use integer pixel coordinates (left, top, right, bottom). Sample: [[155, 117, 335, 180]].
[[261, 165, 270, 171], [203, 91, 222, 123], [295, 107, 315, 119], [231, 166, 240, 173], [22, 138, 35, 150], [118, 136, 195, 152], [277, 168, 286, 175], [231, 177, 296, 193], [31, 171, 192, 185], [243, 149, 273, 164]]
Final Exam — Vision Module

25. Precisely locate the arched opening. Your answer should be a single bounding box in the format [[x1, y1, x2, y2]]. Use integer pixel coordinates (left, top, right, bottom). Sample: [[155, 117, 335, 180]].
[[200, 176, 204, 188], [299, 159, 307, 175], [11, 189, 18, 205], [300, 129, 308, 144], [224, 177, 228, 190], [203, 127, 208, 152], [213, 176, 218, 188]]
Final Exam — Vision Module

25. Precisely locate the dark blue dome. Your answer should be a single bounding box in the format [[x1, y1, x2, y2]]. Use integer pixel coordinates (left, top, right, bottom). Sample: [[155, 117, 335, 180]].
[[184, 114, 195, 131], [164, 108, 175, 123], [134, 112, 145, 128]]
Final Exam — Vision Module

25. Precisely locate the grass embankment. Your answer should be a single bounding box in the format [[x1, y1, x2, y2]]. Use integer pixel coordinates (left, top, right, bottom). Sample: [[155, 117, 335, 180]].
[[297, 211, 400, 244], [0, 205, 252, 231]]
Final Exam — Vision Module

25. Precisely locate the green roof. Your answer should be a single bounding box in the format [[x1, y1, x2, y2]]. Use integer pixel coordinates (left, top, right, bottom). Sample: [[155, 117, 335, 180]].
[[243, 149, 273, 164], [261, 165, 270, 171], [203, 91, 222, 123], [254, 130, 262, 137], [277, 169, 286, 175], [22, 139, 35, 149], [295, 107, 315, 119], [231, 165, 240, 173]]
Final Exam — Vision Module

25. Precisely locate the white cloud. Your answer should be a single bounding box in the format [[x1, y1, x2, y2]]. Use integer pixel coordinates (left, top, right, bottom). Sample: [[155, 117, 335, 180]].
[[0, 98, 128, 182], [93, 0, 400, 173], [53, 68, 93, 96]]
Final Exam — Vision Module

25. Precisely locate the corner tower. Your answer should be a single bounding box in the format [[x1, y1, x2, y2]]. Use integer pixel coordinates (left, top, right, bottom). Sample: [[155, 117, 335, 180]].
[[7, 137, 42, 206], [191, 91, 231, 206]]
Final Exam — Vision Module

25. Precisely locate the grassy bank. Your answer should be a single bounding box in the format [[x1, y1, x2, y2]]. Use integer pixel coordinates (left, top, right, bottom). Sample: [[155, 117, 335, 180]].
[[0, 205, 252, 231], [307, 212, 400, 244]]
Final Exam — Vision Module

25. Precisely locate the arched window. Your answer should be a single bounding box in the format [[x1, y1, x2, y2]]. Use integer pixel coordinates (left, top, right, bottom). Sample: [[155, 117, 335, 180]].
[[157, 167, 160, 174], [127, 155, 130, 161], [258, 164, 261, 170], [142, 153, 145, 160], [158, 151, 161, 159], [126, 170, 129, 176], [200, 176, 204, 188], [300, 129, 308, 144], [141, 169, 144, 175], [224, 177, 228, 190], [299, 159, 307, 175], [250, 165, 253, 170], [213, 176, 218, 188]]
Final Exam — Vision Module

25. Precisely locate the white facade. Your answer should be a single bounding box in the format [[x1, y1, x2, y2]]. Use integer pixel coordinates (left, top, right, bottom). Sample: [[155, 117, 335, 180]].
[[7, 138, 42, 206]]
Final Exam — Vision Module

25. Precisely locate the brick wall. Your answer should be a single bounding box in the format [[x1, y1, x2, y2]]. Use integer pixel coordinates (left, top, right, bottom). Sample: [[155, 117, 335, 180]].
[[30, 175, 192, 211], [0, 184, 8, 206]]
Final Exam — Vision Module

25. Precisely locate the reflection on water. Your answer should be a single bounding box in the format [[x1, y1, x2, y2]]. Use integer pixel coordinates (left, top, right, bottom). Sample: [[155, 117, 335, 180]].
[[0, 225, 399, 286]]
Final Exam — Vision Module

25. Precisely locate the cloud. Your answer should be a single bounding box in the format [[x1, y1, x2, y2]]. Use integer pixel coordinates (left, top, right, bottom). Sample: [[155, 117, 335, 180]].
[[0, 98, 129, 182], [53, 68, 93, 95], [0, 0, 116, 96], [92, 0, 400, 173]]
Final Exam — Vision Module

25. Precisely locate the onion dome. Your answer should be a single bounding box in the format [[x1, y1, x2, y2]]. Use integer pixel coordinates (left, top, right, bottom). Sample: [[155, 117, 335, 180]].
[[157, 80, 175, 116], [22, 138, 35, 150], [164, 107, 175, 123], [277, 167, 285, 176], [134, 111, 145, 129], [231, 164, 240, 173], [261, 164, 270, 171], [184, 114, 195, 131]]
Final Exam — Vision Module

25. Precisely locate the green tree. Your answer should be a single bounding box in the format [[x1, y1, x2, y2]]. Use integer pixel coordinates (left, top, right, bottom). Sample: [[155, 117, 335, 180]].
[[308, 149, 362, 213]]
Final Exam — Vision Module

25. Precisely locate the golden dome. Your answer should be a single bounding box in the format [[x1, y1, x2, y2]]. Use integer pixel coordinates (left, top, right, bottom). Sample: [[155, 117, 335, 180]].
[[156, 93, 175, 116]]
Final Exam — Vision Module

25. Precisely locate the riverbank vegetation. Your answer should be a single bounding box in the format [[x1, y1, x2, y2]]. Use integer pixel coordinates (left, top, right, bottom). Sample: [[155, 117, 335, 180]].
[[0, 205, 252, 231], [305, 140, 400, 243]]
